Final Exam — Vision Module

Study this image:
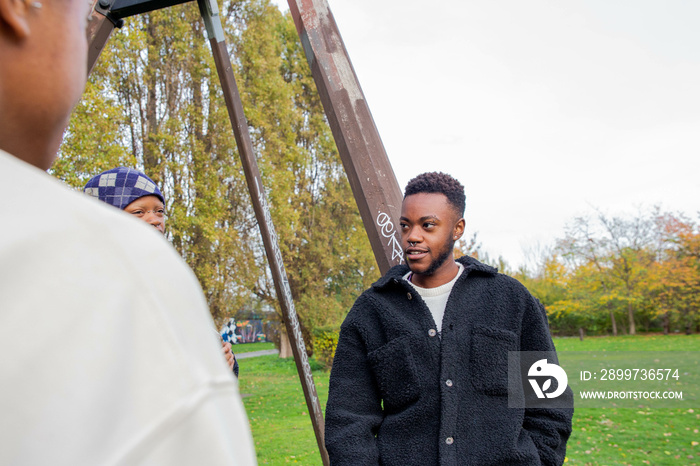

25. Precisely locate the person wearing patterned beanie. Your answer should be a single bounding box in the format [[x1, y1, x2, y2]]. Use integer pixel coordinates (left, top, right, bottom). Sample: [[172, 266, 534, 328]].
[[84, 167, 239, 376], [84, 167, 167, 234]]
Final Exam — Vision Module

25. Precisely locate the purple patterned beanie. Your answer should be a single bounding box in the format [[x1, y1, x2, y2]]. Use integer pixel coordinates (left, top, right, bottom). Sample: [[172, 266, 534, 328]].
[[84, 167, 164, 210]]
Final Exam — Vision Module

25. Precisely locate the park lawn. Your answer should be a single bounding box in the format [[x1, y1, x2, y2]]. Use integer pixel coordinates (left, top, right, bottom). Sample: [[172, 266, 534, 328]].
[[238, 354, 329, 465], [554, 333, 700, 352], [567, 407, 699, 465], [238, 335, 700, 465], [234, 341, 276, 354], [558, 334, 700, 465]]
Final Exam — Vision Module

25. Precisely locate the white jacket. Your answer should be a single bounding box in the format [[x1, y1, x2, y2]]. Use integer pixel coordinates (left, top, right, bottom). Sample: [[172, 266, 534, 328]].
[[0, 150, 256, 465]]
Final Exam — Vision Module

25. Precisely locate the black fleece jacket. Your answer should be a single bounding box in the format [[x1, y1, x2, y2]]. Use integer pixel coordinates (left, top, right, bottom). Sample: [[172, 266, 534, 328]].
[[325, 255, 573, 466]]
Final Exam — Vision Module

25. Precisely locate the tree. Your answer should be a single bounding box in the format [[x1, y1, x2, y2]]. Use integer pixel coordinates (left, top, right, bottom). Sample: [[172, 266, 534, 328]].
[[56, 0, 378, 349], [550, 208, 700, 336], [642, 212, 700, 334], [557, 216, 621, 335], [556, 210, 659, 335], [454, 232, 482, 260]]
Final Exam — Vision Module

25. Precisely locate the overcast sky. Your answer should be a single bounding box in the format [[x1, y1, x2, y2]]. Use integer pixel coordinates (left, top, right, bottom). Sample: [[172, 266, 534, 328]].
[[274, 0, 700, 270]]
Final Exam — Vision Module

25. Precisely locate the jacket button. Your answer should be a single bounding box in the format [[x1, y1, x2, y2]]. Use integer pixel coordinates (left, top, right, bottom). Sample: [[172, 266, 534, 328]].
[[428, 329, 437, 337], [445, 437, 454, 445], [445, 379, 453, 387], [407, 292, 412, 300]]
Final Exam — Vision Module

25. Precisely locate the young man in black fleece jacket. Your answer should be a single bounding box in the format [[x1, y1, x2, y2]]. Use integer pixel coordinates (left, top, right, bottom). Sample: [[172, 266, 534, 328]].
[[325, 172, 573, 466]]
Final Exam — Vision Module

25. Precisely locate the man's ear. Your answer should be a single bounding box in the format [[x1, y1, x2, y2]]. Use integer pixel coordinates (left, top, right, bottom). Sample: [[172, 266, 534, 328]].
[[0, 0, 32, 40], [453, 217, 466, 241]]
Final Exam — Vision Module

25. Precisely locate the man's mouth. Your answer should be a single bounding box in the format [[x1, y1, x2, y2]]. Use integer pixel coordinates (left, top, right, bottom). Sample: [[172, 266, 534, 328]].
[[405, 248, 428, 260]]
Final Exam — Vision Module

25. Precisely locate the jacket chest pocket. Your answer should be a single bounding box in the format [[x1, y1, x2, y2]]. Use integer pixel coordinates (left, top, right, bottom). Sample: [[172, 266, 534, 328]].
[[368, 335, 420, 412], [468, 325, 518, 396]]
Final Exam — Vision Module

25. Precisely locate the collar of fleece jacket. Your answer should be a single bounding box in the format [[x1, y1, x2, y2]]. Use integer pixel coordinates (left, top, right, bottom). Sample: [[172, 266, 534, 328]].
[[372, 254, 498, 290]]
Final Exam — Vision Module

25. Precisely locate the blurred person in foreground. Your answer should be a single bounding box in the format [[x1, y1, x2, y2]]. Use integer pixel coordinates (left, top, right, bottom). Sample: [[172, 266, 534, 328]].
[[325, 172, 573, 465], [0, 1, 255, 464], [84, 167, 239, 377]]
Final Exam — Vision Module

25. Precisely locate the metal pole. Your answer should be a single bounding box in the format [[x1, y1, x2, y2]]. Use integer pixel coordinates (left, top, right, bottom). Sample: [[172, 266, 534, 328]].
[[86, 0, 121, 74], [287, 0, 404, 275], [197, 0, 329, 463], [86, 0, 397, 460]]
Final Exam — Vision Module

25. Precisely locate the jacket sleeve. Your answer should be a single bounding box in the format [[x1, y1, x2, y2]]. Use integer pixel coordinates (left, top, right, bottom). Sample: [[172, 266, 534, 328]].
[[520, 295, 574, 466], [325, 308, 383, 465]]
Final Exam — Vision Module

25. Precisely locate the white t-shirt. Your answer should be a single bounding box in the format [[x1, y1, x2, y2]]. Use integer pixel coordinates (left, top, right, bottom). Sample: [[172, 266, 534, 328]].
[[0, 150, 256, 465], [404, 263, 464, 334]]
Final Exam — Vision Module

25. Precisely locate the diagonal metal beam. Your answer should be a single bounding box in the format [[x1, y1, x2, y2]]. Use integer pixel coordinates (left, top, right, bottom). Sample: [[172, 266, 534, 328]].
[[287, 0, 404, 276], [86, 0, 329, 461], [87, 0, 118, 74], [85, 0, 401, 463], [197, 0, 329, 463]]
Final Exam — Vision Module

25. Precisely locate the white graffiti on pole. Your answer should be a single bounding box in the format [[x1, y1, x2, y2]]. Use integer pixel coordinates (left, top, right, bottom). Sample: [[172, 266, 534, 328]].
[[255, 179, 320, 415], [376, 211, 404, 265]]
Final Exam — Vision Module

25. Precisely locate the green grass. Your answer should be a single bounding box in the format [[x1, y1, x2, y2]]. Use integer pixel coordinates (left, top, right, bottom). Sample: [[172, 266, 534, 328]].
[[566, 407, 699, 465], [238, 335, 700, 465], [557, 334, 700, 465], [234, 341, 276, 354], [554, 334, 700, 352], [238, 355, 329, 465]]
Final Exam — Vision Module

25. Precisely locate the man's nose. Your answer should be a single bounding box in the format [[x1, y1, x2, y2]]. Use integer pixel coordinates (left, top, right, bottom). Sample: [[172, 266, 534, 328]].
[[406, 226, 422, 243], [144, 212, 163, 226]]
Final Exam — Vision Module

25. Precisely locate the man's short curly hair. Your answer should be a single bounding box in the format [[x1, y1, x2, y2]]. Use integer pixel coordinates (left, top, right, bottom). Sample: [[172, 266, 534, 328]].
[[404, 172, 465, 217]]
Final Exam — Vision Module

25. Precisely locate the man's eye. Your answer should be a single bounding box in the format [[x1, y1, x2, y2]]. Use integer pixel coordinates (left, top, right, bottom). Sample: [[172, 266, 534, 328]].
[[156, 209, 165, 214], [400, 223, 408, 230], [424, 222, 435, 228], [130, 210, 144, 215]]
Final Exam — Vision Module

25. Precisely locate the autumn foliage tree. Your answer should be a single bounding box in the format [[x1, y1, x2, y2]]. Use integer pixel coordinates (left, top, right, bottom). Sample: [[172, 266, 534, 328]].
[[516, 208, 699, 336], [642, 212, 700, 334], [54, 0, 378, 351]]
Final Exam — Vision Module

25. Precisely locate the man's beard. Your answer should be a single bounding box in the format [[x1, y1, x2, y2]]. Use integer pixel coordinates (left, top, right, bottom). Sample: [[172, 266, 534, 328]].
[[421, 239, 455, 276]]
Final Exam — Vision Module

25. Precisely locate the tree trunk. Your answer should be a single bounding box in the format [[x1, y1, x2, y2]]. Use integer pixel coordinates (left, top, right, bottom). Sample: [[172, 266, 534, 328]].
[[143, 14, 159, 172], [610, 309, 618, 337], [663, 312, 670, 335], [279, 329, 293, 359], [628, 302, 636, 335], [578, 328, 585, 341]]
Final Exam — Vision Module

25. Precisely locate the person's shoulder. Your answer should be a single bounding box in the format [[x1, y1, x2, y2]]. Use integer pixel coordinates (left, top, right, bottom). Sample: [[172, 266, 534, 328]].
[[0, 151, 214, 356], [338, 286, 381, 331], [339, 265, 409, 329], [369, 262, 410, 290], [2, 153, 170, 246], [0, 152, 196, 290], [456, 255, 498, 276]]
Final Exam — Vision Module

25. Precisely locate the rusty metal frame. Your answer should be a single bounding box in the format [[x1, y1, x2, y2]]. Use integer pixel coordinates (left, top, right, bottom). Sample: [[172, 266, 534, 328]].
[[86, 0, 404, 463]]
